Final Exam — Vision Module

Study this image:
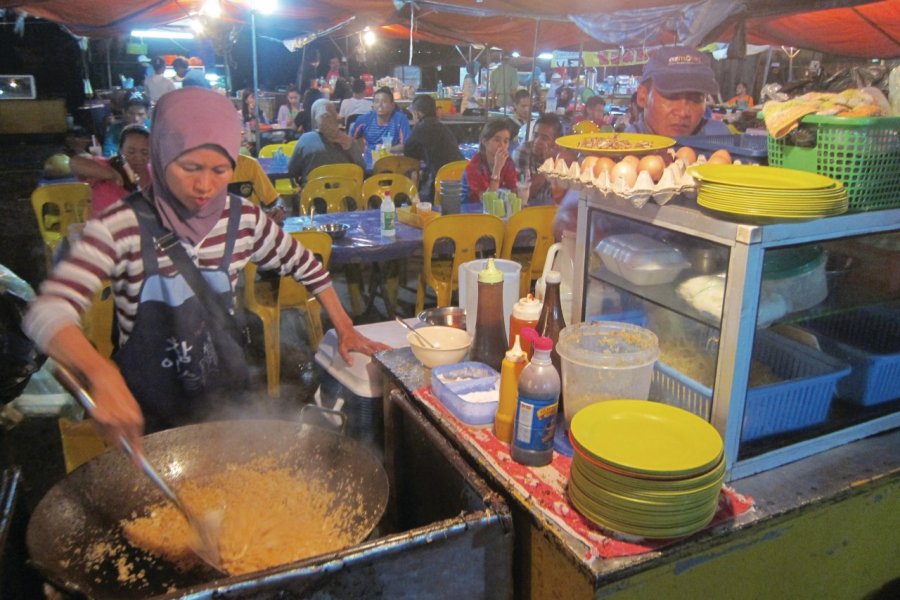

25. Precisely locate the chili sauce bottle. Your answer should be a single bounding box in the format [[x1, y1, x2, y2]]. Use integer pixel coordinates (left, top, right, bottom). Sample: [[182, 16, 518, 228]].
[[494, 334, 527, 443]]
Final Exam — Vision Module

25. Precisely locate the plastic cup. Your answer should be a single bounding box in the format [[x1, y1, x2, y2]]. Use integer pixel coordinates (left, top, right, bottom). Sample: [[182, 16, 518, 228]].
[[516, 182, 531, 205], [417, 202, 432, 214], [382, 135, 393, 149]]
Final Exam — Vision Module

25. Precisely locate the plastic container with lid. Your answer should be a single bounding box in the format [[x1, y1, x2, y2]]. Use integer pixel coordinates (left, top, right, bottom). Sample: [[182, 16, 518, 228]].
[[594, 233, 690, 286], [556, 321, 659, 427], [315, 319, 413, 453], [762, 245, 827, 313]]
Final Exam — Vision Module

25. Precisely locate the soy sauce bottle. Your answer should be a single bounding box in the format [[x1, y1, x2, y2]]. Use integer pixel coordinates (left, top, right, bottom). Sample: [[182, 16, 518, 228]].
[[536, 270, 566, 412], [470, 258, 507, 371], [511, 329, 560, 467]]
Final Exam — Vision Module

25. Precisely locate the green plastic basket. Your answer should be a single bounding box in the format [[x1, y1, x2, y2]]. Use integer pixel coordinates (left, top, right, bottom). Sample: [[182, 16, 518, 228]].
[[767, 115, 900, 212]]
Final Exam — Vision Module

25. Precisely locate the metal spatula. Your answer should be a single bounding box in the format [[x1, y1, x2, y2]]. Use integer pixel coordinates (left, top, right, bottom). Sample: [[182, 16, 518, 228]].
[[52, 363, 226, 575]]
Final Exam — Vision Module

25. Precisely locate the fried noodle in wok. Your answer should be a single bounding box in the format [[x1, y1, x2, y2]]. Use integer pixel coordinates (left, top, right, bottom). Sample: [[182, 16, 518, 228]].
[[121, 457, 363, 576]]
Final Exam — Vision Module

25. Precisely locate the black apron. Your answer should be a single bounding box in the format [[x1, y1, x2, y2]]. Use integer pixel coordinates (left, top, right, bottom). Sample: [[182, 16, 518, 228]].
[[113, 196, 250, 432]]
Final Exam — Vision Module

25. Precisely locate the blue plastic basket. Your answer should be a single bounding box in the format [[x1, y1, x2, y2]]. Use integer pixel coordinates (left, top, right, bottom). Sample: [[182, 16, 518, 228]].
[[650, 331, 850, 441], [675, 134, 769, 164], [799, 306, 900, 407]]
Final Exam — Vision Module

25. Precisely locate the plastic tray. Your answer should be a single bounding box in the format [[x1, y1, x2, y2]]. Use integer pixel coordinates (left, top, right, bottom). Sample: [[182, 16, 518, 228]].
[[767, 114, 900, 212], [798, 306, 900, 406], [594, 233, 689, 286], [650, 331, 850, 442], [431, 362, 500, 426], [675, 134, 768, 164]]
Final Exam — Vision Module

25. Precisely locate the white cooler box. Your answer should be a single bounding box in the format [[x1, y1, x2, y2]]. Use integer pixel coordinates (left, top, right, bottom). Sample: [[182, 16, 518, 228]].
[[314, 319, 413, 454]]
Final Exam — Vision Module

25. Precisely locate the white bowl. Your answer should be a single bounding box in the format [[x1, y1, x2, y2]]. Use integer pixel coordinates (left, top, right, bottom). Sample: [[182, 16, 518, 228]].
[[407, 326, 472, 368]]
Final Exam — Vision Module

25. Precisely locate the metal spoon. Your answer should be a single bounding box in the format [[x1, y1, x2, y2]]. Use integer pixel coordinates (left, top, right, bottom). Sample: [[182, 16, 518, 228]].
[[394, 316, 437, 348], [52, 363, 226, 575]]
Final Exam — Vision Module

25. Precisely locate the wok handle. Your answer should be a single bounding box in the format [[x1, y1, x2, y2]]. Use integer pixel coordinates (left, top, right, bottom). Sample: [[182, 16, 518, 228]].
[[51, 363, 181, 506]]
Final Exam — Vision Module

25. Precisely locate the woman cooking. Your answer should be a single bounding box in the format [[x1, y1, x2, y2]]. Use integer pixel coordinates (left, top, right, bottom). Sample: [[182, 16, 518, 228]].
[[24, 87, 388, 451]]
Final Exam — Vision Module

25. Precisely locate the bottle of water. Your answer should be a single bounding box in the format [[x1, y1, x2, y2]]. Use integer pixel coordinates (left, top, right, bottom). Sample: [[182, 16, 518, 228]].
[[437, 80, 444, 99], [380, 190, 396, 237]]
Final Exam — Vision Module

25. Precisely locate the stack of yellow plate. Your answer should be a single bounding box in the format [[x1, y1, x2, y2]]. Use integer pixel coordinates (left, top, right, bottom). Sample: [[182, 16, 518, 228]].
[[689, 164, 848, 222], [568, 400, 725, 539]]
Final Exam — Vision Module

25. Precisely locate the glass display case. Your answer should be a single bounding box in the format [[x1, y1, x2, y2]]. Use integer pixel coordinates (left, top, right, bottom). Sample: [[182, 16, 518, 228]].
[[572, 196, 900, 479]]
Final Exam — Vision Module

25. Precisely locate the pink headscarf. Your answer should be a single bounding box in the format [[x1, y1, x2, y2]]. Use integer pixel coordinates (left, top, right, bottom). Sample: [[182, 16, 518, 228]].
[[148, 87, 241, 244]]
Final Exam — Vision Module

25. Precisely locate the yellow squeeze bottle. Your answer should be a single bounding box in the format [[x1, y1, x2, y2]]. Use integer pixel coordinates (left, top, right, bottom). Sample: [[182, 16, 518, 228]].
[[494, 334, 527, 443]]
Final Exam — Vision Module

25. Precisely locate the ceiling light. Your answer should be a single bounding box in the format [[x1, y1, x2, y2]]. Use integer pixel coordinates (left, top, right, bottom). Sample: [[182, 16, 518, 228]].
[[200, 0, 221, 18], [511, 51, 520, 58], [131, 29, 195, 40], [363, 29, 376, 47], [252, 0, 278, 14], [538, 52, 554, 60]]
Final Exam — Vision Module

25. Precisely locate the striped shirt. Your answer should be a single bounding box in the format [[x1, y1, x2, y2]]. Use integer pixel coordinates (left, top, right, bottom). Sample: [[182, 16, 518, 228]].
[[25, 195, 331, 351]]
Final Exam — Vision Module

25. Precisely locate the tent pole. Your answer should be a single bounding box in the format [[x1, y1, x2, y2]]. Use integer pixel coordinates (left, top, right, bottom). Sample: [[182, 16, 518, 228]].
[[409, 3, 414, 66], [573, 41, 584, 112], [106, 40, 112, 90], [297, 45, 307, 90], [251, 9, 261, 152], [528, 18, 540, 135]]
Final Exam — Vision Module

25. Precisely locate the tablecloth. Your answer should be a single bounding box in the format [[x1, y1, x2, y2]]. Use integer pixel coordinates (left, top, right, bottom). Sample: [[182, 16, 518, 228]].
[[413, 384, 755, 561]]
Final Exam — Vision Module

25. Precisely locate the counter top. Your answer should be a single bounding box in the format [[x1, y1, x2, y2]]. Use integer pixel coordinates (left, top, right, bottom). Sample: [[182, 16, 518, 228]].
[[375, 347, 900, 584]]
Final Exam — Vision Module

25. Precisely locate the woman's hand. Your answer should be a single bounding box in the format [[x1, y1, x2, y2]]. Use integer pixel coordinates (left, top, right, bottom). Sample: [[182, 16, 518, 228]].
[[49, 325, 145, 454], [335, 327, 391, 365], [492, 148, 509, 180], [315, 287, 391, 365]]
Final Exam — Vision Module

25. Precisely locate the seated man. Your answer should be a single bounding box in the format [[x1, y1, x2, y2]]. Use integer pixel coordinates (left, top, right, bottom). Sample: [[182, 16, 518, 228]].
[[404, 94, 463, 203], [509, 89, 534, 150], [514, 113, 570, 207], [289, 99, 365, 187], [627, 46, 731, 137], [102, 95, 150, 157], [338, 78, 373, 125]]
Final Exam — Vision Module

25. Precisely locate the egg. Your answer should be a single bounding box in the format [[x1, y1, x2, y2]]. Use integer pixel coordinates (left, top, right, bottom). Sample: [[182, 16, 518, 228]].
[[593, 156, 616, 177], [620, 155, 640, 168], [638, 154, 666, 183], [675, 146, 697, 165], [581, 156, 599, 174], [611, 160, 638, 188], [708, 149, 733, 165]]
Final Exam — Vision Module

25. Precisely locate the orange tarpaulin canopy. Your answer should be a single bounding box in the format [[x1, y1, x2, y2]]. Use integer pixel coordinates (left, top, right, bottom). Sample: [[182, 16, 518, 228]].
[[2, 0, 898, 57]]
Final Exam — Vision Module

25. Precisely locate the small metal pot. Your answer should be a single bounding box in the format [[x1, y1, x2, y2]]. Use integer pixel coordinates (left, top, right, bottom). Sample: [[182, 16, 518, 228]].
[[417, 307, 466, 330], [318, 223, 350, 240], [687, 246, 727, 274]]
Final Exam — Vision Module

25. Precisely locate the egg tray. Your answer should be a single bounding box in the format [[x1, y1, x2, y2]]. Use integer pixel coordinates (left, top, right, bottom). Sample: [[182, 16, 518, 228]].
[[539, 156, 695, 208], [539, 152, 753, 209]]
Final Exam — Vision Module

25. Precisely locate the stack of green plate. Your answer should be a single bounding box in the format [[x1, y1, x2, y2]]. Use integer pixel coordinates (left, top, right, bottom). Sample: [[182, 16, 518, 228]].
[[689, 164, 848, 222], [568, 400, 725, 539]]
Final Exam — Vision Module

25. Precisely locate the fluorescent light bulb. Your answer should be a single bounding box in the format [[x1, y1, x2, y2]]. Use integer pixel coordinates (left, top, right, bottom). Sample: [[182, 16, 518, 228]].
[[131, 29, 195, 40]]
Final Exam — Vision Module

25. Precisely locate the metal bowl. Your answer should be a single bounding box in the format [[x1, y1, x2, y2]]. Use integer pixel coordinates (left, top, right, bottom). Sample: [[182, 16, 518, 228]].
[[417, 306, 466, 330], [318, 223, 350, 240]]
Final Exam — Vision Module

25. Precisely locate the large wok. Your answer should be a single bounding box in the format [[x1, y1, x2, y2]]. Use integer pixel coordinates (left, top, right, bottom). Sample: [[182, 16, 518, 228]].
[[26, 419, 389, 599]]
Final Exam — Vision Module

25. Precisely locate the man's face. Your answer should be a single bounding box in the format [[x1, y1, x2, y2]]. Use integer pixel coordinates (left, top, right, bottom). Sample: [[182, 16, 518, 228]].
[[125, 105, 147, 124], [588, 102, 605, 123], [532, 123, 558, 162], [514, 96, 531, 120], [637, 83, 706, 137]]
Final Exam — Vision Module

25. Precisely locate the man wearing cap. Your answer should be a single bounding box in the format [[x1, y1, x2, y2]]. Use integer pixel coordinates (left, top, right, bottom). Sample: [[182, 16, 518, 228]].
[[143, 57, 176, 106], [137, 55, 154, 82], [628, 46, 730, 137]]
